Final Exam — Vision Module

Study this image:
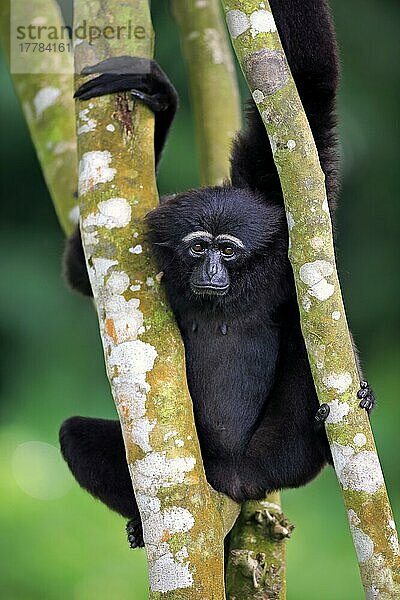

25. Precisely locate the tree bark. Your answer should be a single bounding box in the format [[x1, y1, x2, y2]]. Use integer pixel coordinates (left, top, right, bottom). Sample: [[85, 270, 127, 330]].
[[0, 0, 77, 235], [73, 0, 238, 597], [226, 493, 293, 600], [221, 1, 400, 597], [170, 0, 241, 186]]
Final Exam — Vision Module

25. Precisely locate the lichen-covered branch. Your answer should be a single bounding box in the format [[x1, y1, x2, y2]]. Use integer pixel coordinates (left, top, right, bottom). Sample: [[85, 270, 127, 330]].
[[172, 3, 290, 597], [73, 1, 239, 597], [170, 0, 241, 186], [221, 1, 400, 597], [0, 1, 77, 235], [226, 493, 293, 600]]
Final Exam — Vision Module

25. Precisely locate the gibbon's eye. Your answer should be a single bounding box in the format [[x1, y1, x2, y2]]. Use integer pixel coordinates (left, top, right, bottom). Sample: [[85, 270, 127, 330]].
[[191, 242, 206, 254], [221, 245, 235, 257]]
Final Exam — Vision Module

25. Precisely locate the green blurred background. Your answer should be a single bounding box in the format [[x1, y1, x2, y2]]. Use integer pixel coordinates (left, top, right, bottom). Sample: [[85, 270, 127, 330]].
[[0, 1, 399, 598]]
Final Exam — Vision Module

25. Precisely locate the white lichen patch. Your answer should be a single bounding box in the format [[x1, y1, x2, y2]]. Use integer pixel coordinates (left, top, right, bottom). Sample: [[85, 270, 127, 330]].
[[323, 371, 352, 394], [389, 533, 399, 555], [175, 546, 189, 563], [187, 31, 199, 41], [103, 295, 143, 346], [149, 551, 193, 592], [268, 134, 277, 154], [310, 236, 324, 251], [252, 89, 264, 104], [146, 277, 155, 287], [78, 108, 97, 135], [90, 257, 119, 286], [330, 442, 355, 478], [226, 9, 250, 38], [130, 452, 196, 496], [106, 123, 115, 132], [78, 121, 97, 135], [136, 494, 161, 520], [164, 431, 178, 442], [132, 417, 156, 453], [348, 509, 361, 526], [353, 433, 367, 447], [325, 399, 350, 424], [249, 9, 277, 37], [331, 443, 384, 493], [299, 260, 334, 301], [78, 151, 117, 195], [83, 197, 131, 230], [53, 141, 76, 155], [175, 439, 184, 448], [302, 295, 312, 312], [129, 244, 143, 254], [351, 523, 374, 563], [106, 271, 130, 294], [163, 507, 195, 535], [286, 211, 295, 231], [322, 196, 330, 214], [130, 284, 141, 292], [33, 86, 60, 119], [365, 586, 379, 600], [332, 310, 341, 321], [204, 28, 225, 64], [69, 205, 80, 225], [286, 139, 296, 151], [109, 340, 158, 381], [389, 520, 396, 530]]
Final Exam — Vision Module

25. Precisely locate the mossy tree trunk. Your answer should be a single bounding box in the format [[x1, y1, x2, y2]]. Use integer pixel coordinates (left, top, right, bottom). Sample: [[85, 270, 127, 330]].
[[0, 0, 77, 234], [172, 2, 292, 598], [221, 1, 400, 597], [171, 0, 241, 186], [73, 0, 239, 598]]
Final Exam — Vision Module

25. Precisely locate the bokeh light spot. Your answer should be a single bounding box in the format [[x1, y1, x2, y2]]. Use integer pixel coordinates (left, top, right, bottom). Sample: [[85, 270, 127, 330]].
[[12, 441, 73, 500]]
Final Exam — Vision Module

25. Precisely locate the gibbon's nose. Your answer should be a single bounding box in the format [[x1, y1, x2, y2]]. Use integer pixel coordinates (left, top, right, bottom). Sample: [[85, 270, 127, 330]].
[[206, 252, 219, 280]]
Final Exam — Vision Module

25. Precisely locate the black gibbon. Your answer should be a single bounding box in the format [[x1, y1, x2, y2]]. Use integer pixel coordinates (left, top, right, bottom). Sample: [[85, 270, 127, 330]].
[[61, 0, 375, 548]]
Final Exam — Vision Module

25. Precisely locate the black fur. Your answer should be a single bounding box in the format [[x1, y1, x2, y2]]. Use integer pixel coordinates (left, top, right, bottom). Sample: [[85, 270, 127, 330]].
[[60, 0, 373, 526]]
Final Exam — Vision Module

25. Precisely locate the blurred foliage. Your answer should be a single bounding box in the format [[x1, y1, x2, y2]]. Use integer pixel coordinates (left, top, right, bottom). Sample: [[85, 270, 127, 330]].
[[0, 1, 398, 599]]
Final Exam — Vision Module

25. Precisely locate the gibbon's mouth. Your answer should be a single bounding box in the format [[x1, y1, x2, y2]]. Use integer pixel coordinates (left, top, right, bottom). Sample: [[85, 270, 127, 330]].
[[191, 284, 229, 296]]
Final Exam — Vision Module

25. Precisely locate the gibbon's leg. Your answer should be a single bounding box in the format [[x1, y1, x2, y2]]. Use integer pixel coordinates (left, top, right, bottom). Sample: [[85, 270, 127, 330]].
[[75, 56, 178, 168], [60, 416, 143, 547]]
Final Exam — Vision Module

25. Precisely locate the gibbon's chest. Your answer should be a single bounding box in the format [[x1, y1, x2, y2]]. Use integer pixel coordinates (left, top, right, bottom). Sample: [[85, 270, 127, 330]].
[[179, 314, 280, 455]]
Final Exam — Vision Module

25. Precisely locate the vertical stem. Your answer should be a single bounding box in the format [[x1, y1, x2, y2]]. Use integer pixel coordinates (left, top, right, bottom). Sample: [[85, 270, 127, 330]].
[[0, 0, 77, 234], [221, 1, 400, 597], [73, 0, 237, 597], [170, 0, 241, 186], [226, 493, 293, 599]]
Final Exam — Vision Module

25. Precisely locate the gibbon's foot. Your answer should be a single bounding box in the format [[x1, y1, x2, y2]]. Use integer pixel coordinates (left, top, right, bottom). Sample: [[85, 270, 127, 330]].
[[126, 517, 144, 549], [357, 380, 376, 413], [74, 56, 177, 114], [314, 403, 330, 429]]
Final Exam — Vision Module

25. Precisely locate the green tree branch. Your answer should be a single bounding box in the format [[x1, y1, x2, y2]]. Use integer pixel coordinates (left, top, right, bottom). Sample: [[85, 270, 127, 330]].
[[0, 0, 77, 235], [72, 0, 239, 597], [221, 1, 400, 597]]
